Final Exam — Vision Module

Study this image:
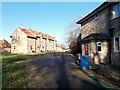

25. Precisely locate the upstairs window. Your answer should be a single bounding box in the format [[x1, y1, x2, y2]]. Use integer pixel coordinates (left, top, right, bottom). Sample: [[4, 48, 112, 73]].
[[111, 3, 120, 19], [14, 46, 15, 49], [97, 42, 102, 53], [17, 35, 21, 40], [95, 14, 99, 20], [49, 40, 51, 43], [30, 45, 33, 50], [13, 44, 16, 49], [114, 36, 120, 52]]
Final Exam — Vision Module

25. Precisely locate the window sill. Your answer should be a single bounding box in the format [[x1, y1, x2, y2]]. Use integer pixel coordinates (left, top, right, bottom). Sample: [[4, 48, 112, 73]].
[[111, 16, 120, 20], [114, 51, 120, 53], [97, 51, 103, 53]]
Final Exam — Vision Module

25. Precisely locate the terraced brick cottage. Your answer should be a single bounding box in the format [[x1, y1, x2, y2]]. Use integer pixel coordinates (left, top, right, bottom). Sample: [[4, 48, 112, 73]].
[[11, 27, 57, 54], [77, 2, 120, 67]]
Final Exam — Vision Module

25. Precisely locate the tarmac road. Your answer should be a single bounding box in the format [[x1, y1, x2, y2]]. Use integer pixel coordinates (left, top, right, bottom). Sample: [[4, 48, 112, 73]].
[[26, 53, 104, 89]]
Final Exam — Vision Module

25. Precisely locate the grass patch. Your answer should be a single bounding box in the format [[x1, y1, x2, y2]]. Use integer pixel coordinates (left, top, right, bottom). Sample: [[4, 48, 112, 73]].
[[39, 51, 56, 55], [63, 53, 73, 56], [1, 53, 30, 88]]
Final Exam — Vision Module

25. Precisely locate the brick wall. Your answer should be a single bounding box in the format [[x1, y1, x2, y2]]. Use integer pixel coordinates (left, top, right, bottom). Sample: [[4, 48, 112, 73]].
[[80, 8, 110, 65], [81, 8, 109, 39], [110, 17, 120, 66], [90, 42, 109, 64]]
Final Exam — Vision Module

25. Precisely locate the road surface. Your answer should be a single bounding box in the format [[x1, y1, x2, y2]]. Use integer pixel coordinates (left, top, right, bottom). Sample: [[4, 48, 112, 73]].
[[26, 53, 104, 88]]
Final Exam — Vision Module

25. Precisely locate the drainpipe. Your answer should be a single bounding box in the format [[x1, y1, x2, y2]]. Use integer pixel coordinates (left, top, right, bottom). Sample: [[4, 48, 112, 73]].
[[109, 28, 114, 64], [77, 33, 82, 55]]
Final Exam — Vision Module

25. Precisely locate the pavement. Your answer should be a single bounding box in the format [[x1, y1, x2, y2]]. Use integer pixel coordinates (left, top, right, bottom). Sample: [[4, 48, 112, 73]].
[[26, 53, 119, 89]]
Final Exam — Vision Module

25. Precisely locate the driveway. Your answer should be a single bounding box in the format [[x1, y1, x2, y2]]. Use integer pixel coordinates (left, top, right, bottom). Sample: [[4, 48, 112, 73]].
[[26, 53, 103, 88]]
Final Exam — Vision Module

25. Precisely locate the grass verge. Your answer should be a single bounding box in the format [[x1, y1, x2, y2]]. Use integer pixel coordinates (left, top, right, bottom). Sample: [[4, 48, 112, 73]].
[[1, 53, 30, 88]]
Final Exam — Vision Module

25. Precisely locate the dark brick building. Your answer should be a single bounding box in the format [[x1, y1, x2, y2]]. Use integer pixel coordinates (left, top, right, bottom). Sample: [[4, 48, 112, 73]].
[[77, 1, 120, 67]]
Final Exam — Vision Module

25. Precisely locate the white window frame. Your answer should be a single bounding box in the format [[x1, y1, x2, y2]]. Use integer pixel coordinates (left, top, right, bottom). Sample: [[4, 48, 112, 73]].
[[97, 42, 103, 53], [114, 36, 120, 52], [95, 14, 99, 20], [111, 3, 120, 19]]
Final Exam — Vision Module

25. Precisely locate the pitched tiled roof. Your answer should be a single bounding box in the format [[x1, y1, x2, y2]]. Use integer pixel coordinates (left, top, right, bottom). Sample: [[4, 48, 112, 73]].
[[19, 27, 55, 40], [21, 29, 36, 38], [48, 35, 54, 40], [79, 33, 109, 43], [41, 33, 47, 38], [29, 29, 39, 36]]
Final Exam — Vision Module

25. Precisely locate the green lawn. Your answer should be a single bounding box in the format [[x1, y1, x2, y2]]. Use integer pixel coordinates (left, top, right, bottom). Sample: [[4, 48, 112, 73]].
[[1, 53, 30, 88]]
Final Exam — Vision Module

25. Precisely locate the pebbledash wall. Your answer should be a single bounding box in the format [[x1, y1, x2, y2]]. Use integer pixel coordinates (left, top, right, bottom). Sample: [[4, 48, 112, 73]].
[[80, 7, 110, 64]]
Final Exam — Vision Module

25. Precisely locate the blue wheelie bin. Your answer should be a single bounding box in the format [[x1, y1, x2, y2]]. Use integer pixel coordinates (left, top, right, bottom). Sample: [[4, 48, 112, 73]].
[[80, 55, 90, 69]]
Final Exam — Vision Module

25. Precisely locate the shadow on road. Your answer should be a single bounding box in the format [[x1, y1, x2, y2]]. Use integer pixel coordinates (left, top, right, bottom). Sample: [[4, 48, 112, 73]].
[[56, 53, 103, 89], [26, 53, 106, 88], [56, 54, 70, 89]]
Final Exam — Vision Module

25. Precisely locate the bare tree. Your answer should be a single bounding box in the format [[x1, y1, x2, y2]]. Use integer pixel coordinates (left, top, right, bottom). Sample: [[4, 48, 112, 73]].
[[65, 17, 82, 55]]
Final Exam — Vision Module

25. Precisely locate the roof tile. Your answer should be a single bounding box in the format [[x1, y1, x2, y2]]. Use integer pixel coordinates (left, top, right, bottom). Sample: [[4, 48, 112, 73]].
[[48, 35, 54, 40], [29, 29, 39, 36], [21, 29, 36, 37], [41, 33, 47, 38], [19, 27, 55, 40]]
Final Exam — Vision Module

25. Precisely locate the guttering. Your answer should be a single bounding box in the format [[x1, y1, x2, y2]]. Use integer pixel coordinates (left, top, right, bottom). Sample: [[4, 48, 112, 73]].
[[77, 2, 111, 24]]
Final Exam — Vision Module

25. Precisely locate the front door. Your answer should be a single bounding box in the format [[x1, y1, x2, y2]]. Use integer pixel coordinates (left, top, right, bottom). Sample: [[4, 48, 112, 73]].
[[84, 44, 88, 55]]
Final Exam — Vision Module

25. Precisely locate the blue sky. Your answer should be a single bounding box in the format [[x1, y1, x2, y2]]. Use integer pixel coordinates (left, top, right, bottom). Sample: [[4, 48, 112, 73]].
[[2, 2, 103, 44]]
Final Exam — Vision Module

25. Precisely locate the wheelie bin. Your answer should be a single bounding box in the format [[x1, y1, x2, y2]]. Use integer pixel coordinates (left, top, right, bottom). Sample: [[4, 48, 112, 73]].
[[80, 55, 90, 69]]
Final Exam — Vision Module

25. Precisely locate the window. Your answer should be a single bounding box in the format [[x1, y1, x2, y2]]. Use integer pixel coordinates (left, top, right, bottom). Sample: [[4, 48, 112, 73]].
[[84, 44, 88, 55], [49, 40, 51, 43], [111, 3, 120, 19], [17, 35, 21, 40], [97, 42, 102, 53], [14, 45, 15, 49], [13, 44, 16, 49], [95, 14, 99, 20], [114, 36, 120, 52], [30, 45, 33, 50]]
